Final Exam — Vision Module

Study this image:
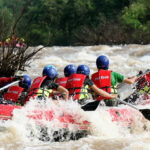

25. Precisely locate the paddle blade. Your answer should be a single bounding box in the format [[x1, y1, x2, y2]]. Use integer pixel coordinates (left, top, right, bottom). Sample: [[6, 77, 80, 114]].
[[81, 101, 100, 111], [139, 109, 150, 120]]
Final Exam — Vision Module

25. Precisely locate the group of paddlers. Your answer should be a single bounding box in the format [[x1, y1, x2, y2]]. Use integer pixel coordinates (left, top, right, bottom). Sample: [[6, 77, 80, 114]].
[[0, 55, 150, 107]]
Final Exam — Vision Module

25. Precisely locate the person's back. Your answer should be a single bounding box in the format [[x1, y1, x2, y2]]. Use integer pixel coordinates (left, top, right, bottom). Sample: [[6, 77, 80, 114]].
[[56, 64, 77, 88], [55, 64, 77, 99], [66, 73, 87, 103], [56, 77, 68, 88], [91, 69, 112, 100]]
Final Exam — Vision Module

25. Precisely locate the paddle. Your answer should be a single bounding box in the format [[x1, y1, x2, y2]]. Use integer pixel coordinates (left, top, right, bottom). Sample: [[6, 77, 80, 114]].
[[0, 80, 20, 91], [116, 98, 150, 121], [81, 100, 100, 111]]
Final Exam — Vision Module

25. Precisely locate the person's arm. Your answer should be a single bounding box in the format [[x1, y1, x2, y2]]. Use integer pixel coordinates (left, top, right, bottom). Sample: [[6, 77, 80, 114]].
[[57, 85, 69, 100], [91, 84, 117, 99], [112, 71, 137, 85], [123, 76, 137, 84]]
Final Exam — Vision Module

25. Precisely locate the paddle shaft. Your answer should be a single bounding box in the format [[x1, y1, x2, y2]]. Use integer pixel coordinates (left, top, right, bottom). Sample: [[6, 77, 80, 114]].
[[0, 80, 20, 91], [116, 98, 139, 110]]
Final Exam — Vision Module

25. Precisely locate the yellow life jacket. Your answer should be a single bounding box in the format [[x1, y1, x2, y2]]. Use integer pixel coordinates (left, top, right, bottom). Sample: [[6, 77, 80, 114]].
[[37, 88, 53, 97], [139, 85, 150, 94], [111, 85, 118, 94], [79, 85, 89, 100]]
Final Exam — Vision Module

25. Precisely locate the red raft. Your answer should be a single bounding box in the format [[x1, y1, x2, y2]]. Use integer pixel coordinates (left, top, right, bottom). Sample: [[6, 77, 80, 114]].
[[0, 104, 136, 126], [108, 107, 136, 126], [0, 104, 89, 130], [0, 104, 90, 141], [137, 99, 150, 106], [0, 104, 21, 120], [0, 103, 141, 141]]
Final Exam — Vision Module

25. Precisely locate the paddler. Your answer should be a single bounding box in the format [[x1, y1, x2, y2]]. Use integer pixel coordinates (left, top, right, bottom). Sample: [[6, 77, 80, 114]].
[[53, 64, 77, 99], [0, 75, 32, 105], [56, 64, 77, 88], [91, 55, 137, 106], [24, 65, 69, 103], [135, 70, 150, 100]]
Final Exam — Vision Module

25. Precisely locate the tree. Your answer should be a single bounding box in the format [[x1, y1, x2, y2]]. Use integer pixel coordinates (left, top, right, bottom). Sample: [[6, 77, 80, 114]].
[[0, 7, 13, 41], [0, 0, 44, 76], [121, 0, 150, 43]]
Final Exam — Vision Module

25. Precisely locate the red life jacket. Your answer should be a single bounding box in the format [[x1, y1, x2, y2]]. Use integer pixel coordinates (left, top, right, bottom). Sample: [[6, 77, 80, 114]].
[[136, 74, 148, 91], [136, 72, 150, 92], [0, 77, 14, 88], [146, 72, 150, 84], [56, 77, 68, 88], [91, 69, 111, 100], [66, 74, 86, 100], [25, 76, 46, 103], [3, 86, 24, 102]]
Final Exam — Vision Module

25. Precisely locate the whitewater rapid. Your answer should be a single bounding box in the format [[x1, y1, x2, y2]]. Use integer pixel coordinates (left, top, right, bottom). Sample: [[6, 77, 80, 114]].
[[0, 44, 150, 150]]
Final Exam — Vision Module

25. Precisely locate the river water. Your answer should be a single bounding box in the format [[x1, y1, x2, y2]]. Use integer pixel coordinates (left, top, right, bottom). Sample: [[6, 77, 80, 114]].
[[0, 44, 150, 150]]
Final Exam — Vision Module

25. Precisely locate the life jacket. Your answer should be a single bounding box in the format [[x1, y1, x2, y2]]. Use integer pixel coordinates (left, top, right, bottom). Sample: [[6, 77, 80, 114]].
[[91, 69, 111, 100], [56, 77, 68, 88], [146, 72, 150, 84], [66, 74, 88, 100], [25, 76, 53, 103], [136, 74, 150, 95], [136, 75, 148, 94], [3, 86, 24, 102]]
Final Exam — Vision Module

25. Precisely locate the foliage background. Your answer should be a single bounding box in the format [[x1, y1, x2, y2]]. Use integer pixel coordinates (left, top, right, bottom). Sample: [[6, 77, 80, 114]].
[[0, 0, 150, 46]]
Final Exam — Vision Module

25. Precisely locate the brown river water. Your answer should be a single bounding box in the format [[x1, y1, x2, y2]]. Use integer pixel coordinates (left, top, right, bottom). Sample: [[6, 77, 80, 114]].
[[0, 44, 150, 150]]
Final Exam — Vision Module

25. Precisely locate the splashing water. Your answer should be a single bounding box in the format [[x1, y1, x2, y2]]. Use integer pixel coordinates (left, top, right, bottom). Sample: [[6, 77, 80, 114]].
[[0, 44, 150, 150]]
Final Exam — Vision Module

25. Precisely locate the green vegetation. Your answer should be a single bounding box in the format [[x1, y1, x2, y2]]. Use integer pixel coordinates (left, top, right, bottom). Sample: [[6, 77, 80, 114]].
[[0, 0, 150, 46]]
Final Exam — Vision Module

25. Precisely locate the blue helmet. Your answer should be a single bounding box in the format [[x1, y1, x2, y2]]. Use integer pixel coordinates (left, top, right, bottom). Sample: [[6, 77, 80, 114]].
[[42, 65, 58, 79], [96, 55, 109, 70], [77, 65, 90, 76], [19, 75, 32, 89], [43, 65, 56, 70], [64, 64, 77, 77]]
